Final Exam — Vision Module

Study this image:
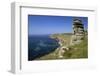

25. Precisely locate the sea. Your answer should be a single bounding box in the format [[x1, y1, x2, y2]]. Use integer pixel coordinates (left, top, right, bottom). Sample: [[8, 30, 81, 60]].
[[28, 34, 60, 60]]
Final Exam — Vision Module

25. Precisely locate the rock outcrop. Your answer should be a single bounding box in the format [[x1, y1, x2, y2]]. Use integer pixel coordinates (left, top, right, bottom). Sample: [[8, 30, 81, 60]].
[[58, 18, 85, 58], [50, 18, 86, 58], [70, 18, 85, 45]]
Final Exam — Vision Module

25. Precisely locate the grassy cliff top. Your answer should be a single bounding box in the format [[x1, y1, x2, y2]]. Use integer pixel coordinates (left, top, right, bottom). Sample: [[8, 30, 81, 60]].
[[50, 33, 72, 46], [36, 33, 88, 60]]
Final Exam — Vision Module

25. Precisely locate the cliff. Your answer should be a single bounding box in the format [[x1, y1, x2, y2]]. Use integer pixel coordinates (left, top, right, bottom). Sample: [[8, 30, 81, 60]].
[[37, 19, 88, 60]]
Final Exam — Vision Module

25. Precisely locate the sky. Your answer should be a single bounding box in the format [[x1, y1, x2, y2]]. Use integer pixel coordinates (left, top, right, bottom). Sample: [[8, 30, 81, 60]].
[[28, 15, 88, 35]]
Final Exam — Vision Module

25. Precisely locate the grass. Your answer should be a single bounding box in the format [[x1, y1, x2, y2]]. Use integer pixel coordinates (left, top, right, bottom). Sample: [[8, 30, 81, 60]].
[[63, 36, 88, 59], [37, 33, 88, 60], [50, 33, 72, 46]]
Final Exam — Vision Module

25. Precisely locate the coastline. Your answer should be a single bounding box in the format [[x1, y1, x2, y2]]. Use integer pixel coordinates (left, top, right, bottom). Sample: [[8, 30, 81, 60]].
[[35, 33, 88, 60], [37, 33, 72, 60]]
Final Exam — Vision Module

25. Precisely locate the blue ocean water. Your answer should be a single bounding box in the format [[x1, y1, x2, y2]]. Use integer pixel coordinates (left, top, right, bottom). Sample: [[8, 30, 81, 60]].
[[28, 35, 59, 60]]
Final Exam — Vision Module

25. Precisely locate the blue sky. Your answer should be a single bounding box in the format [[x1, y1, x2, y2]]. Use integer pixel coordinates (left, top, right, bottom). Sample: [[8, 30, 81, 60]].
[[28, 15, 88, 35]]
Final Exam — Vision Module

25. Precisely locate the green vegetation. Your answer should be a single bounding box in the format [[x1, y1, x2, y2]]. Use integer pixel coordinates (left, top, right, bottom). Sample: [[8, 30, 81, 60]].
[[63, 37, 88, 59], [50, 33, 72, 46], [37, 33, 88, 60]]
